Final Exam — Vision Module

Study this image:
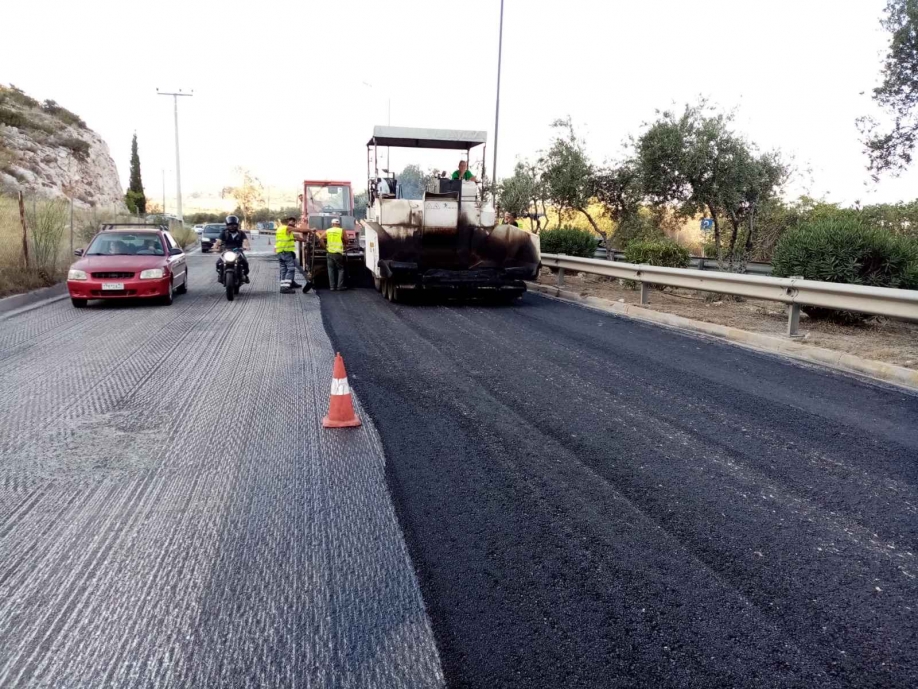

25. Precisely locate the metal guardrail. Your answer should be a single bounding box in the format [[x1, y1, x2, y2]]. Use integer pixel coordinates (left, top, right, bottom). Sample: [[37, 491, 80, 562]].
[[540, 253, 918, 337], [594, 247, 772, 275]]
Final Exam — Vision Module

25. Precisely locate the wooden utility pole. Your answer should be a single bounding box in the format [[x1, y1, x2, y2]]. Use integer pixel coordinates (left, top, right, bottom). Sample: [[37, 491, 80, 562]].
[[18, 191, 29, 269]]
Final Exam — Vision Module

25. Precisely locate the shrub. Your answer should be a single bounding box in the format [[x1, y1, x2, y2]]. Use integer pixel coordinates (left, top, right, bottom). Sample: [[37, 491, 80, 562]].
[[41, 100, 86, 129], [772, 217, 918, 320], [611, 212, 663, 249], [1, 85, 40, 109], [539, 226, 597, 257], [55, 136, 90, 161], [624, 238, 690, 268], [25, 198, 68, 284], [171, 225, 198, 250], [0, 107, 57, 135], [0, 107, 26, 128]]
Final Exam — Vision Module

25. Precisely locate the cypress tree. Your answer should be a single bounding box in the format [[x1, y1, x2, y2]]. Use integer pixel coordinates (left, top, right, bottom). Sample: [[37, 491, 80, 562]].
[[125, 133, 147, 214]]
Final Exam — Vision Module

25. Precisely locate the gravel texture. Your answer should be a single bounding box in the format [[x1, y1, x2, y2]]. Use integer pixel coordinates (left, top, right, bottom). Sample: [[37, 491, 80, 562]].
[[0, 237, 444, 688], [320, 288, 918, 689]]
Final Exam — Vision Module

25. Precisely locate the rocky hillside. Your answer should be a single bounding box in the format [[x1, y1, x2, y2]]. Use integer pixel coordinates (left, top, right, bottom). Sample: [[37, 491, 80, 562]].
[[0, 85, 123, 208]]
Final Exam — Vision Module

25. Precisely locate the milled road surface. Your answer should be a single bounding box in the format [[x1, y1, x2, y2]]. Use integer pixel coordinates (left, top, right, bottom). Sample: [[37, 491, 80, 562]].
[[321, 288, 918, 688], [0, 238, 444, 688]]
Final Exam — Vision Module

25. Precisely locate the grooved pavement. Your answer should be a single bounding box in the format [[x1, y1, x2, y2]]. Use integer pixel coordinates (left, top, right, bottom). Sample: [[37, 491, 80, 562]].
[[0, 239, 444, 688], [320, 288, 918, 689]]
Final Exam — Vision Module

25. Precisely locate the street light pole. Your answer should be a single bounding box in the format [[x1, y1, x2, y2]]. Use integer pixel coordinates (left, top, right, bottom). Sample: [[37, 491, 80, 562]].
[[492, 0, 505, 186], [156, 89, 193, 221]]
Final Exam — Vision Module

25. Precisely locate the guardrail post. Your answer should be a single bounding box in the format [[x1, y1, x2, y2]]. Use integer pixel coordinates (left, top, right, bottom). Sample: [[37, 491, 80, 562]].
[[786, 304, 801, 337], [640, 282, 650, 305], [557, 267, 565, 287]]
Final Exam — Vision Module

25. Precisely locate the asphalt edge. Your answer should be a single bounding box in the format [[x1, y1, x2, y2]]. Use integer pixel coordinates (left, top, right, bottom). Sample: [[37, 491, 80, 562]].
[[0, 284, 69, 321], [526, 281, 918, 393]]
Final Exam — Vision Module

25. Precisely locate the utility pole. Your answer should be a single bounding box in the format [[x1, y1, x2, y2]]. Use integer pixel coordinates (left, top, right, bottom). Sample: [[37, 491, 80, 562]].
[[492, 0, 505, 186], [156, 89, 193, 221]]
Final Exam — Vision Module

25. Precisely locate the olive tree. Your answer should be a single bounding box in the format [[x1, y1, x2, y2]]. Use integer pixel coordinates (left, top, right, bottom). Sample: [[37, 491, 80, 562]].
[[221, 168, 264, 229], [636, 103, 786, 272], [539, 118, 605, 240], [592, 160, 649, 248], [496, 161, 548, 232]]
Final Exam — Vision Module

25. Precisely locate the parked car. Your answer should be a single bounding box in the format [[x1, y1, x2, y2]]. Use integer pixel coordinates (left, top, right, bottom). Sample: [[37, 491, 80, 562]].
[[67, 224, 188, 308], [200, 223, 224, 252], [194, 224, 204, 235]]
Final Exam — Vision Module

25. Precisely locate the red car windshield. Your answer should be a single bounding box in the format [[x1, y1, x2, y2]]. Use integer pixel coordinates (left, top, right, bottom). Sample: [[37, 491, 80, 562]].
[[87, 233, 165, 256]]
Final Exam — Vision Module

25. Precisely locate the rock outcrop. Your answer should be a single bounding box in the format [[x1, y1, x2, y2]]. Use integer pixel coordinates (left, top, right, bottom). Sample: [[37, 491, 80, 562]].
[[0, 85, 123, 208]]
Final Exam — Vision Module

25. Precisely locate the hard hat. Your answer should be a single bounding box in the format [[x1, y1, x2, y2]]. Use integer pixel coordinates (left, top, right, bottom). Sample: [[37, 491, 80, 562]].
[[331, 218, 341, 226]]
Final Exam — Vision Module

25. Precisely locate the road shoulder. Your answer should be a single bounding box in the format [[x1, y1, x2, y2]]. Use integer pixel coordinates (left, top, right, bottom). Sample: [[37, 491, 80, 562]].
[[527, 281, 918, 393]]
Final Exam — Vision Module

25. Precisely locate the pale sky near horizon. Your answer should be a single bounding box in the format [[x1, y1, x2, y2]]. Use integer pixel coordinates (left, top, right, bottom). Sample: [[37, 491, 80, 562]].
[[3, 0, 915, 209]]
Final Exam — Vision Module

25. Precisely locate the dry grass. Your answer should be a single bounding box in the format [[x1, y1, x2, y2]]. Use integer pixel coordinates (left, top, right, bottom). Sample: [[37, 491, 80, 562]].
[[171, 225, 198, 250], [0, 194, 143, 298], [538, 269, 918, 370]]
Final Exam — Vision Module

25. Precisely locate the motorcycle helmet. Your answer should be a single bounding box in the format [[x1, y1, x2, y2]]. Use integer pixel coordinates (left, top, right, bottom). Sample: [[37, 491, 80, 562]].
[[225, 215, 240, 228]]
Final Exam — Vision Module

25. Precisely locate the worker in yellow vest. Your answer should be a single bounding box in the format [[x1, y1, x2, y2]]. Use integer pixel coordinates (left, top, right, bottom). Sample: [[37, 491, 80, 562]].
[[276, 216, 302, 294], [326, 218, 347, 291]]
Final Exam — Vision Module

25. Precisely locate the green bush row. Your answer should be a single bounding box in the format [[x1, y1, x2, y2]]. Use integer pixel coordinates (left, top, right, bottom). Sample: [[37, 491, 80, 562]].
[[539, 226, 597, 257], [772, 217, 918, 320], [624, 238, 690, 268]]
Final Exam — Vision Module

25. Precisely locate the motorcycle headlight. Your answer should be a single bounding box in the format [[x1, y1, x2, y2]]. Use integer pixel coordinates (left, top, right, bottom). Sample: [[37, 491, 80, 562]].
[[139, 268, 165, 279], [68, 269, 87, 281], [222, 252, 237, 262]]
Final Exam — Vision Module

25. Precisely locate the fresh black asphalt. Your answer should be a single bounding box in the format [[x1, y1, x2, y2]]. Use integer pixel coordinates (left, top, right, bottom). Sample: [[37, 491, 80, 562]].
[[320, 288, 918, 688]]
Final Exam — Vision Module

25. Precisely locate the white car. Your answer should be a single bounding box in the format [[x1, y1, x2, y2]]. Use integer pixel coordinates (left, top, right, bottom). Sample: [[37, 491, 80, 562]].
[[193, 224, 204, 235]]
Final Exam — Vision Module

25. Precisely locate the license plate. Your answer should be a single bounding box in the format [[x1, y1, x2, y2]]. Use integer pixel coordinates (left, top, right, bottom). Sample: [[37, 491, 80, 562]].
[[102, 282, 124, 291]]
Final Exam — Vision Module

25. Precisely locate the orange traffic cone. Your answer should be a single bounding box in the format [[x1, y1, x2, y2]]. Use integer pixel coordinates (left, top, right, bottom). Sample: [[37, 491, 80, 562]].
[[322, 353, 362, 428]]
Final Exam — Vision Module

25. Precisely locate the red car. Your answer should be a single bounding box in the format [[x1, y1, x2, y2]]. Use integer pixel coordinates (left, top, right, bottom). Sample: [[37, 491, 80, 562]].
[[67, 225, 188, 308]]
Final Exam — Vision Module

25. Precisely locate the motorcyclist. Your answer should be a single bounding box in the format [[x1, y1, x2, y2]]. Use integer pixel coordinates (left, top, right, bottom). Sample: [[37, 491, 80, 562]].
[[213, 215, 251, 283]]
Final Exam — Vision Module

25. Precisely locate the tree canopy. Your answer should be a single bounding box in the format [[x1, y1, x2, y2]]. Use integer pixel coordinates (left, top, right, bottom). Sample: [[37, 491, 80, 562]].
[[539, 118, 604, 238], [221, 168, 264, 228], [634, 103, 787, 270], [861, 0, 918, 178]]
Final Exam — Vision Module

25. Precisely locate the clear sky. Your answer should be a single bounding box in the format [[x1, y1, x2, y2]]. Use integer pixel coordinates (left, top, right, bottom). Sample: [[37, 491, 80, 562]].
[[3, 0, 914, 208]]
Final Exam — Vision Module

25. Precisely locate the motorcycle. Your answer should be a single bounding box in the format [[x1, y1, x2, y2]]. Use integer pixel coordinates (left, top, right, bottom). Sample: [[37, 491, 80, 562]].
[[217, 249, 245, 301]]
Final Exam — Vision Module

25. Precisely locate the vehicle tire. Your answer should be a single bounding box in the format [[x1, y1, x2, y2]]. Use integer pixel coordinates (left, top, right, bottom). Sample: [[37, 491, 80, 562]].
[[225, 272, 235, 301], [175, 270, 188, 294], [373, 275, 381, 292], [161, 280, 174, 306], [71, 298, 87, 309]]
